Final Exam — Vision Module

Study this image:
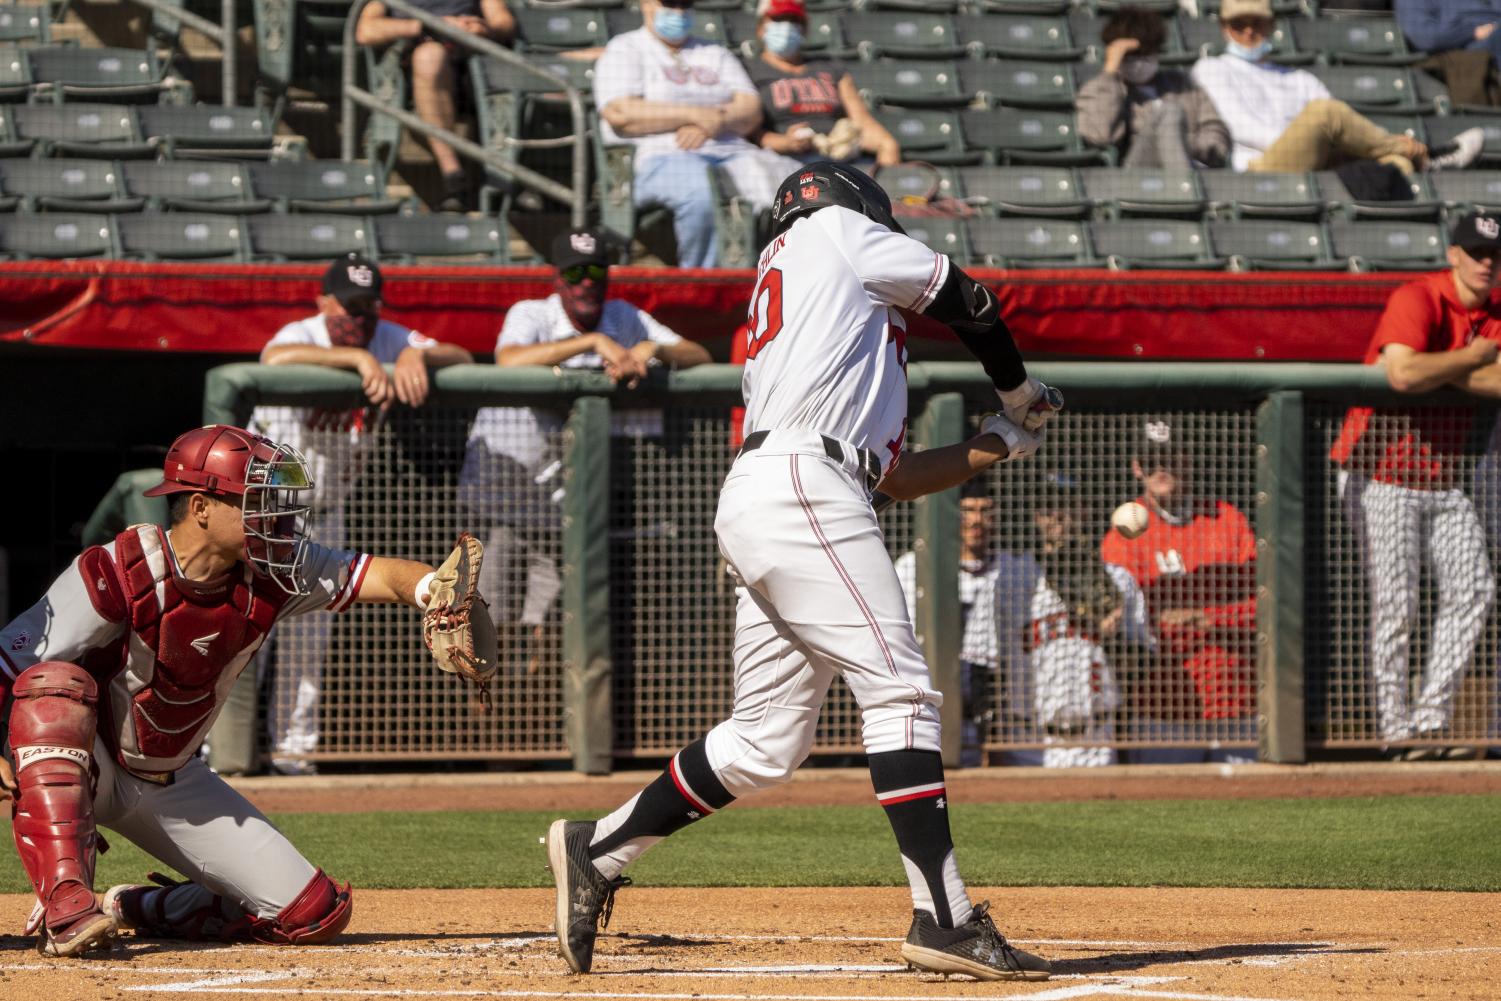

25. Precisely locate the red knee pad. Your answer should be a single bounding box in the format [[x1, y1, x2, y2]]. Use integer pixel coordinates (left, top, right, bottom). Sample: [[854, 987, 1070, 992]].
[[8, 662, 100, 931], [250, 870, 353, 945]]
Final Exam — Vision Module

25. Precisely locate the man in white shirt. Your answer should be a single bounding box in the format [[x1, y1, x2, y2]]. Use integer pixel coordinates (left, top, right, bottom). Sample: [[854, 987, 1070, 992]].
[[459, 228, 710, 667], [593, 0, 801, 267], [248, 254, 472, 773], [1192, 0, 1483, 175]]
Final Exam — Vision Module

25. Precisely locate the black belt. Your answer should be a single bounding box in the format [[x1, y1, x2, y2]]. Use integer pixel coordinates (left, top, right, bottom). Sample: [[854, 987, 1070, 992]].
[[740, 430, 881, 491]]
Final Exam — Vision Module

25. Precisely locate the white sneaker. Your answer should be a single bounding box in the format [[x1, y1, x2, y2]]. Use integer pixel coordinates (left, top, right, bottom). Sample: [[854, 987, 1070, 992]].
[[1429, 127, 1486, 171]]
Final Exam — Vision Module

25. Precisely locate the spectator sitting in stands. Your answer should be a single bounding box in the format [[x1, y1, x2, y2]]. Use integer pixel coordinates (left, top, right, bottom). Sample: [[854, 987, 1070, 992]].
[[747, 0, 901, 167], [1076, 6, 1229, 169], [1192, 0, 1484, 180], [1395, 1, 1501, 108], [355, 0, 516, 212], [593, 0, 802, 267]]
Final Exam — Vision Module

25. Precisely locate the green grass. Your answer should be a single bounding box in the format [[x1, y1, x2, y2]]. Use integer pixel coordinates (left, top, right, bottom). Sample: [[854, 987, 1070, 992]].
[[5, 796, 1498, 894]]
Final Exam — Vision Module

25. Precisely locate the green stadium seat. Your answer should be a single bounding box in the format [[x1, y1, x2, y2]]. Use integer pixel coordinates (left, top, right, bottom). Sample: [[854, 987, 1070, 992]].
[[960, 108, 1103, 167], [11, 103, 154, 158], [0, 45, 32, 99], [1430, 171, 1501, 213], [515, 8, 607, 52], [957, 165, 1087, 218], [0, 105, 32, 157], [845, 12, 964, 60], [470, 54, 593, 213], [849, 59, 967, 109], [970, 0, 1069, 12], [1080, 167, 1206, 218], [121, 160, 269, 213], [27, 46, 184, 101], [254, 0, 357, 97], [116, 212, 248, 261], [247, 213, 372, 260], [873, 108, 975, 165], [892, 214, 968, 258], [965, 217, 1098, 267], [0, 4, 49, 44], [1090, 219, 1226, 270], [248, 160, 405, 214], [1366, 113, 1425, 143], [0, 211, 114, 258], [0, 158, 142, 212], [1200, 170, 1321, 221], [1316, 168, 1439, 221], [1308, 65, 1424, 115], [874, 162, 961, 205], [1209, 219, 1339, 271], [963, 59, 1076, 109], [138, 104, 278, 158], [956, 14, 1081, 61], [1426, 114, 1501, 168], [374, 213, 509, 264], [1329, 220, 1446, 271], [863, 0, 962, 13], [1290, 18, 1414, 66]]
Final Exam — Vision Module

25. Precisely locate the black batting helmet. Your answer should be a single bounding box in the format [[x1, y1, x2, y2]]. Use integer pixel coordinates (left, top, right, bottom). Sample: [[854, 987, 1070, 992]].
[[768, 161, 905, 242]]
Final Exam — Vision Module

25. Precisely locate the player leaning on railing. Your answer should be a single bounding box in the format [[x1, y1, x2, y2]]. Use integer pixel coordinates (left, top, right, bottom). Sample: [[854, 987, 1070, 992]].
[[0, 424, 494, 957], [546, 161, 1062, 982]]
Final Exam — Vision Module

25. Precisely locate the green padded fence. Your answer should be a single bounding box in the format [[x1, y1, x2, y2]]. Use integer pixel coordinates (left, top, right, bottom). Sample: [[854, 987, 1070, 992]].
[[196, 361, 1501, 771]]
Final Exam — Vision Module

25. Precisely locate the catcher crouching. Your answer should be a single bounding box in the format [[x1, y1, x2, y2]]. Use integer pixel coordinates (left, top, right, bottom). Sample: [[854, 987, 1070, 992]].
[[0, 424, 495, 957]]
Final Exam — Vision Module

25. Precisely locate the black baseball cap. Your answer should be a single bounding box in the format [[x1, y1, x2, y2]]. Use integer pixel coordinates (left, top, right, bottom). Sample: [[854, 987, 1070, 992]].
[[1450, 211, 1501, 257], [551, 228, 611, 271], [1137, 419, 1190, 465], [322, 253, 383, 308]]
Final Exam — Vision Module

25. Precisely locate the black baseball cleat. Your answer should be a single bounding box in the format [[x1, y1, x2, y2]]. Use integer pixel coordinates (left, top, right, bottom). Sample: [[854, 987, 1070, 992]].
[[900, 901, 1052, 982], [545, 819, 630, 974]]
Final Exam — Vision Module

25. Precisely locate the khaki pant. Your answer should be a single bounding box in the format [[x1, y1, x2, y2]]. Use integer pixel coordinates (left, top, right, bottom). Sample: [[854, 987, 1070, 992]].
[[1250, 98, 1418, 175]]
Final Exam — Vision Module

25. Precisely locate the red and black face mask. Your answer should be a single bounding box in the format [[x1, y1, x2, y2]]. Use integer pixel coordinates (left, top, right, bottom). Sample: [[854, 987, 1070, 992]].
[[556, 263, 608, 332], [327, 307, 379, 347]]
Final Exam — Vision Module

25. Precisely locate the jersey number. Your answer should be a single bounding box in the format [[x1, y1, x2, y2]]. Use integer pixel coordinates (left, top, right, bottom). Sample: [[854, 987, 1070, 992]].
[[745, 267, 784, 361]]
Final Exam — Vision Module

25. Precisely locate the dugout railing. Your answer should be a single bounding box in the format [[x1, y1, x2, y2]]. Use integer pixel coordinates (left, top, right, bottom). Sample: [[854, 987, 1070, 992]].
[[195, 361, 1501, 772]]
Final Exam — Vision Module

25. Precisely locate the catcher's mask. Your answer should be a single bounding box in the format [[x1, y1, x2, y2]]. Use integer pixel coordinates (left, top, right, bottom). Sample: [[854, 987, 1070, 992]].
[[768, 160, 906, 244], [145, 424, 316, 595]]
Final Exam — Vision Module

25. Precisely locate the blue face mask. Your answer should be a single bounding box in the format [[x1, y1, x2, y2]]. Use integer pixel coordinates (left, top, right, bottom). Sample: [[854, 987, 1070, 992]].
[[654, 8, 693, 44], [1226, 38, 1273, 62], [763, 21, 804, 57]]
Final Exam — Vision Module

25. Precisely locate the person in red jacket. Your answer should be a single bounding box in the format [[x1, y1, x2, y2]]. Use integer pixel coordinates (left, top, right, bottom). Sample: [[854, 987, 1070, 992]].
[[1100, 420, 1257, 764]]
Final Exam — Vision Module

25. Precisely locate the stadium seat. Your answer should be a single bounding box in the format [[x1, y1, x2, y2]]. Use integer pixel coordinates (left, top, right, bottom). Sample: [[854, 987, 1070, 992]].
[[11, 103, 154, 158], [874, 162, 960, 205], [1208, 219, 1339, 271], [849, 60, 967, 109], [862, 0, 962, 13], [957, 165, 1087, 218], [248, 160, 405, 214], [0, 105, 31, 157], [1426, 114, 1501, 169], [1308, 66, 1424, 115], [956, 14, 1081, 61], [515, 0, 623, 7], [1316, 169, 1439, 221], [964, 217, 1098, 268], [963, 60, 1077, 110], [1197, 0, 1306, 16], [115, 212, 248, 261], [1201, 170, 1322, 221], [0, 45, 32, 99], [970, 0, 1069, 11], [0, 211, 114, 259], [891, 214, 968, 258], [960, 108, 1104, 167], [1289, 18, 1414, 65], [1079, 167, 1206, 218], [0, 4, 49, 44], [27, 46, 185, 101], [470, 54, 593, 213], [844, 13, 964, 60], [1430, 170, 1501, 213], [246, 213, 373, 260], [0, 158, 142, 212], [1090, 219, 1226, 270], [873, 108, 975, 165], [138, 104, 279, 158], [514, 8, 608, 52], [1328, 220, 1446, 271], [374, 213, 509, 264], [121, 160, 269, 213], [254, 0, 358, 98]]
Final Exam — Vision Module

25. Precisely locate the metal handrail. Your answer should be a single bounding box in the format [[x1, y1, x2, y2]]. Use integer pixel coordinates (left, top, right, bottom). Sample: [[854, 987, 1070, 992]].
[[129, 0, 238, 107], [341, 0, 588, 227]]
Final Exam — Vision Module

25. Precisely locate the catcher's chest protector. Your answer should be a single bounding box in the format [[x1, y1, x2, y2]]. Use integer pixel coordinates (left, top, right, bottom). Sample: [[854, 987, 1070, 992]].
[[110, 526, 288, 774]]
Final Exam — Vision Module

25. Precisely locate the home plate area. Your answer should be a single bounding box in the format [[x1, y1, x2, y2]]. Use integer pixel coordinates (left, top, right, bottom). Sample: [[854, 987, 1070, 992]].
[[0, 887, 1494, 1000]]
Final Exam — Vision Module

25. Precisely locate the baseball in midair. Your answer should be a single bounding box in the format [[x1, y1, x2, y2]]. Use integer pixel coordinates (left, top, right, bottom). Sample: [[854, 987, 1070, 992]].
[[1111, 501, 1150, 540]]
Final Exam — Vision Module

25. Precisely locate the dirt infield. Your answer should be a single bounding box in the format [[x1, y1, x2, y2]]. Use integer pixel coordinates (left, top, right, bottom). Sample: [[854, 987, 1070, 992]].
[[0, 885, 1495, 1001]]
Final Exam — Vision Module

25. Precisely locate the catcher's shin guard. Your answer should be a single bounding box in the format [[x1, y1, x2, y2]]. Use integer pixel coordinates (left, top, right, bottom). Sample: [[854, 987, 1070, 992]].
[[8, 662, 114, 956], [105, 869, 352, 945]]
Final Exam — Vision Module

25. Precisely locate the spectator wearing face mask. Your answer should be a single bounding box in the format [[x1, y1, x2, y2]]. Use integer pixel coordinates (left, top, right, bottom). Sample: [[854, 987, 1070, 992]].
[[1076, 6, 1228, 168], [746, 0, 901, 167], [593, 0, 803, 267], [1192, 0, 1484, 176]]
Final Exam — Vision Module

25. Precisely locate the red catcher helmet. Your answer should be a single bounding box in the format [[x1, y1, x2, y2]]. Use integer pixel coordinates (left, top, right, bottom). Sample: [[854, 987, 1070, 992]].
[[144, 425, 316, 595]]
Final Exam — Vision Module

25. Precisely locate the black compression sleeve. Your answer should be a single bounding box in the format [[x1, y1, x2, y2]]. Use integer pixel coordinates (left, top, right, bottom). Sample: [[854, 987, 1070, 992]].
[[924, 264, 1027, 392]]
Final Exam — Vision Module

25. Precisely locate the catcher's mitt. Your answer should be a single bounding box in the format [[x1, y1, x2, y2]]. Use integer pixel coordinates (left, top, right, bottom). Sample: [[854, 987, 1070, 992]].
[[422, 533, 499, 709]]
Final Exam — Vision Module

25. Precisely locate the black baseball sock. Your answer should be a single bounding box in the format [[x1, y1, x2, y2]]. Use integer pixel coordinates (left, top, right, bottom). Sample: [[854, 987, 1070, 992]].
[[587, 737, 735, 879], [869, 749, 972, 928]]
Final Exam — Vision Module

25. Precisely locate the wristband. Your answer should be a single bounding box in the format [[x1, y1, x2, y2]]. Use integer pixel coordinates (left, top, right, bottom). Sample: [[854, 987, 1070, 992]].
[[414, 571, 437, 607]]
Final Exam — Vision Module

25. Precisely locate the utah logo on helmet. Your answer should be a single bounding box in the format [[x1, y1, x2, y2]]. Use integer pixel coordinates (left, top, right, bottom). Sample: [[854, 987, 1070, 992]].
[[768, 161, 905, 243]]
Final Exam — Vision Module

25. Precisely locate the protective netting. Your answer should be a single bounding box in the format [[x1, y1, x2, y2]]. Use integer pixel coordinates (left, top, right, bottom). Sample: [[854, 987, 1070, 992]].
[[1310, 401, 1501, 753]]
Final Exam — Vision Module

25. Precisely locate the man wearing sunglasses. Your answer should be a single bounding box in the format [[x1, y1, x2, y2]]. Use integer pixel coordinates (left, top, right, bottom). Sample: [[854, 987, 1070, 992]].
[[248, 253, 472, 774], [459, 228, 710, 671], [1192, 0, 1483, 177]]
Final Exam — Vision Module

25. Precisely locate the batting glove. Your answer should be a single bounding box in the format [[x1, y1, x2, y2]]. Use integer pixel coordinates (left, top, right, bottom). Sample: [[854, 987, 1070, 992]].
[[997, 378, 1064, 432], [980, 412, 1045, 463]]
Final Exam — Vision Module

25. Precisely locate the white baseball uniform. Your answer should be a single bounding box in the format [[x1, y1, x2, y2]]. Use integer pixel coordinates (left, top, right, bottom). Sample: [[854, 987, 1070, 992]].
[[0, 525, 370, 919], [247, 314, 435, 764]]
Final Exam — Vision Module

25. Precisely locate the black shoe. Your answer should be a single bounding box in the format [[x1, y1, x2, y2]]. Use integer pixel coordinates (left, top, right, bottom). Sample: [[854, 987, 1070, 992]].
[[546, 819, 630, 974], [438, 170, 469, 213], [900, 901, 1051, 982]]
